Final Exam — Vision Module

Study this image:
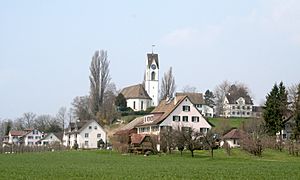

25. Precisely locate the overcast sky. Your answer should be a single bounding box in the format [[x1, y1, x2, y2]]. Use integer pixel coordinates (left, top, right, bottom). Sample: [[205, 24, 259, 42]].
[[1, 0, 300, 119]]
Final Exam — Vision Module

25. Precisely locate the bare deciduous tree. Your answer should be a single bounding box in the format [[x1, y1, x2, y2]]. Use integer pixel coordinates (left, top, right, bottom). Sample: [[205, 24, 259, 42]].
[[214, 80, 231, 116], [160, 67, 176, 100], [71, 96, 93, 121], [23, 112, 36, 129], [57, 107, 67, 130], [89, 50, 111, 116], [182, 85, 197, 93]]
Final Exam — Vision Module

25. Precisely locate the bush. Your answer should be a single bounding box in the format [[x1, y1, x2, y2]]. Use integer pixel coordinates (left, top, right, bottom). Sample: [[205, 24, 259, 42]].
[[73, 143, 78, 150]]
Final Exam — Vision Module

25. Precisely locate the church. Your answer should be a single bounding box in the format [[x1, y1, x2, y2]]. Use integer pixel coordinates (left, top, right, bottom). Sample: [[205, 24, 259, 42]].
[[120, 53, 159, 111]]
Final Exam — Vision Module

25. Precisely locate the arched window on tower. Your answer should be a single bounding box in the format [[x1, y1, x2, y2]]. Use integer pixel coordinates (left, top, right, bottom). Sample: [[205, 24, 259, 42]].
[[151, 72, 155, 81]]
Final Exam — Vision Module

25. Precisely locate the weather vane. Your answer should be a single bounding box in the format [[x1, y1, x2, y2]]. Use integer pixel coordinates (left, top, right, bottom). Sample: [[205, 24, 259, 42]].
[[152, 44, 155, 54]]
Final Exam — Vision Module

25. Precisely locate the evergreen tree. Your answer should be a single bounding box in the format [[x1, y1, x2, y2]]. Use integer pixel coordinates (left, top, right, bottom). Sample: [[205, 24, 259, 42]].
[[115, 93, 127, 111], [264, 82, 288, 140], [204, 90, 215, 107], [293, 84, 300, 141], [5, 121, 12, 135]]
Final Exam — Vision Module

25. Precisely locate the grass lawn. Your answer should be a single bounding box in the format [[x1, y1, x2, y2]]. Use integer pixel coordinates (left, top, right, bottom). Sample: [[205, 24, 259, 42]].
[[0, 149, 300, 179], [208, 117, 247, 128]]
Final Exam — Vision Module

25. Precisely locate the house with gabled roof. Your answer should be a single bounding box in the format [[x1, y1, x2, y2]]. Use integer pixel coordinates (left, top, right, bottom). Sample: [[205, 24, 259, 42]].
[[220, 128, 244, 148], [121, 84, 152, 111], [63, 120, 107, 149], [135, 95, 212, 136], [7, 129, 43, 146], [39, 132, 63, 146], [223, 93, 254, 118], [176, 92, 214, 117]]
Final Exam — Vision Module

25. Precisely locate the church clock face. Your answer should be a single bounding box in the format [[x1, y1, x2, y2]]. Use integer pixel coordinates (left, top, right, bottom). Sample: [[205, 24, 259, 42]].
[[151, 64, 156, 70]]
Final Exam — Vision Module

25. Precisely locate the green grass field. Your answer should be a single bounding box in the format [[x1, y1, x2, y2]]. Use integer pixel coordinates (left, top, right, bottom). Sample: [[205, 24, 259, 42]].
[[1, 149, 300, 179], [208, 117, 247, 128]]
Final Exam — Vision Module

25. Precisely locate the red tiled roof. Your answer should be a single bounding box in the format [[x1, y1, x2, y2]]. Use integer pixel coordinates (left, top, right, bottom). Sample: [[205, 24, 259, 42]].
[[131, 134, 146, 144], [223, 129, 242, 139], [10, 130, 27, 136]]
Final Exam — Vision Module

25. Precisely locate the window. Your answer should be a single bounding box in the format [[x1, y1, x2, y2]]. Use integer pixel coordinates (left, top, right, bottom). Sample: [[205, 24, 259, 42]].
[[237, 106, 240, 109], [182, 106, 190, 112], [237, 112, 240, 115], [94, 126, 97, 130], [133, 101, 136, 109], [242, 106, 245, 110], [247, 112, 250, 115], [182, 116, 188, 122], [28, 136, 33, 139], [197, 104, 202, 108], [85, 141, 89, 146], [151, 126, 159, 132], [35, 136, 40, 139], [89, 126, 92, 129], [233, 139, 237, 144], [97, 134, 101, 138], [151, 72, 155, 80], [140, 127, 150, 132], [232, 112, 235, 115], [141, 101, 144, 110], [28, 142, 34, 145], [247, 106, 250, 110], [85, 133, 89, 138], [232, 106, 235, 109], [192, 116, 199, 122], [173, 116, 180, 122]]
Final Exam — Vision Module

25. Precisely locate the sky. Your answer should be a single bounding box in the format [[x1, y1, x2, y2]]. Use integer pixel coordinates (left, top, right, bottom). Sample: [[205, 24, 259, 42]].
[[1, 0, 300, 119]]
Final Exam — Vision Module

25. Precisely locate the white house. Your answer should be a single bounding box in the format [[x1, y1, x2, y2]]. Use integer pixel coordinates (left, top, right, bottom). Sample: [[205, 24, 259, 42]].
[[220, 128, 243, 148], [135, 95, 212, 136], [121, 84, 152, 111], [63, 120, 107, 149], [8, 129, 43, 146], [176, 92, 214, 117], [39, 132, 63, 146], [223, 94, 253, 118]]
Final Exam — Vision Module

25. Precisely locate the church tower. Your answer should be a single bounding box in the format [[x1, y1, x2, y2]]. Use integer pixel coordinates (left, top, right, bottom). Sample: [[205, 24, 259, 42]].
[[145, 53, 159, 107]]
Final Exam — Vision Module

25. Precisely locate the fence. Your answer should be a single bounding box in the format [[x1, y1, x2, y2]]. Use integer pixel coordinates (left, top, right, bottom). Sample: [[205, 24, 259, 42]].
[[0, 144, 68, 154]]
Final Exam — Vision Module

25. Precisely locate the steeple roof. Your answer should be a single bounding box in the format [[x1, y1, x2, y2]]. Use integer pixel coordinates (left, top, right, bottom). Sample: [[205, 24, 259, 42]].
[[147, 53, 159, 69]]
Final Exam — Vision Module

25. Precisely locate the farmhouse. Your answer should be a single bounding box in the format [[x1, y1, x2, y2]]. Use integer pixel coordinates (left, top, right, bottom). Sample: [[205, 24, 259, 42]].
[[63, 120, 107, 149], [39, 132, 63, 146], [176, 92, 214, 117], [6, 129, 43, 146], [135, 95, 212, 135]]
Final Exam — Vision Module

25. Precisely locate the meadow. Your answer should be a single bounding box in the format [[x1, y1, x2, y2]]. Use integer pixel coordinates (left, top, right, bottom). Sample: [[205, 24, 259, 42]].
[[0, 149, 300, 179]]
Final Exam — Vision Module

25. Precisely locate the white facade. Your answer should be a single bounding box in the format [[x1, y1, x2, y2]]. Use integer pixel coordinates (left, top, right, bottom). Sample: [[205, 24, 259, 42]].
[[145, 54, 159, 107], [8, 129, 43, 146], [64, 120, 107, 149], [195, 104, 214, 117], [23, 130, 43, 146], [127, 98, 151, 111], [223, 97, 253, 118], [220, 139, 240, 148], [160, 98, 211, 132], [137, 97, 212, 135], [40, 133, 62, 146]]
